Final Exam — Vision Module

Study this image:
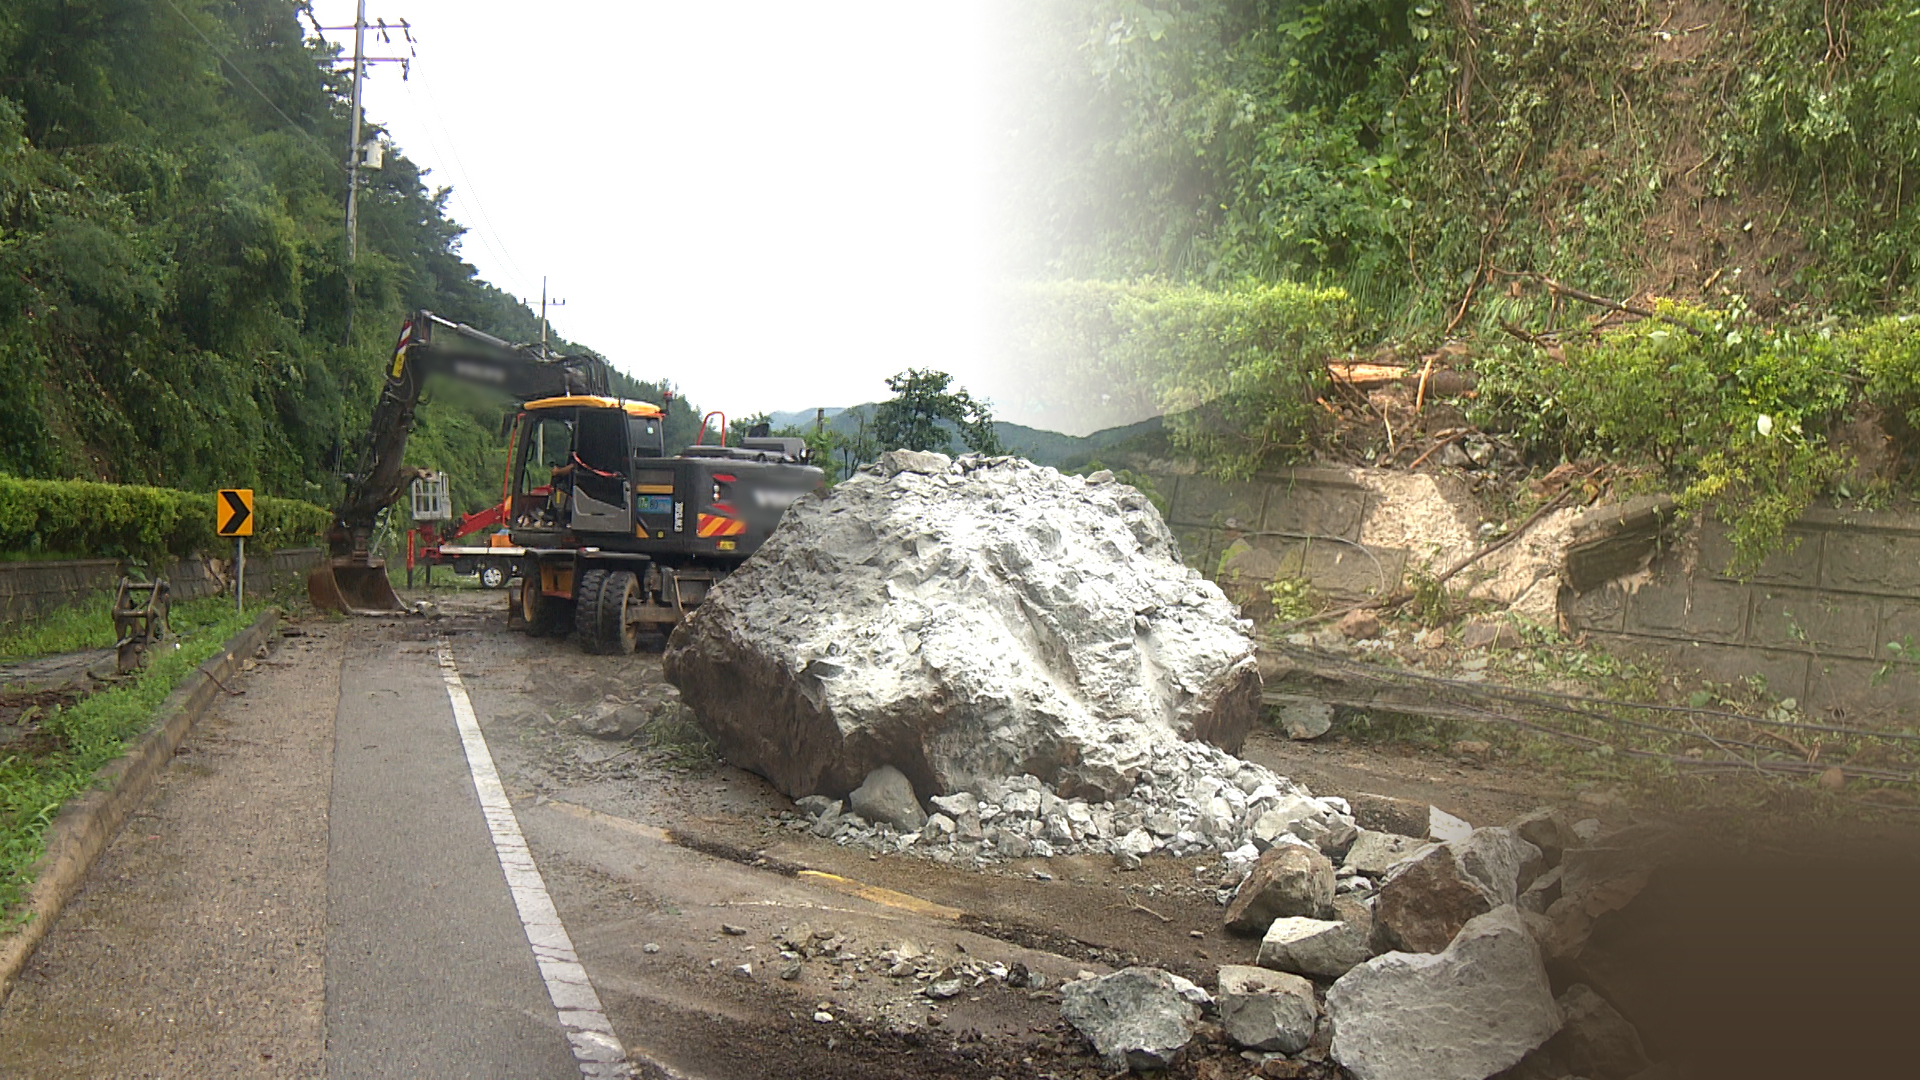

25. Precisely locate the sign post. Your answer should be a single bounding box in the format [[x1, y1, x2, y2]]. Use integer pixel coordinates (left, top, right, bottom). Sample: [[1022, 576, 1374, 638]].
[[216, 489, 255, 613]]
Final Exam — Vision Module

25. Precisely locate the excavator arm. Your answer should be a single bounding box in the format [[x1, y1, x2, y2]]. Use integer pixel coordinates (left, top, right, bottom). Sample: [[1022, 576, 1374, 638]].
[[311, 311, 612, 612]]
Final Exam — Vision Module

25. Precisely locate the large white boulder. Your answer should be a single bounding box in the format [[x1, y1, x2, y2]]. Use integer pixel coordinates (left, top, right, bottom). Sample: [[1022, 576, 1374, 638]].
[[664, 453, 1262, 801]]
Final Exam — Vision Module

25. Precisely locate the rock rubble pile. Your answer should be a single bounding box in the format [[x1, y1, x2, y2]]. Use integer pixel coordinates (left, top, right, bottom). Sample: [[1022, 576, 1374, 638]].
[[779, 737, 1356, 869]]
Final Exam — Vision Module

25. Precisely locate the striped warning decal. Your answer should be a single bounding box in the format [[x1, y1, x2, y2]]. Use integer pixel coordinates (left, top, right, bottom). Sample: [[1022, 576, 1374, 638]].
[[695, 513, 747, 538]]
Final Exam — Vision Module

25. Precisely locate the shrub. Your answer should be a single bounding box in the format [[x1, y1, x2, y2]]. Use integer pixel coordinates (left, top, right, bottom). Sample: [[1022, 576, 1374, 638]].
[[0, 477, 328, 563]]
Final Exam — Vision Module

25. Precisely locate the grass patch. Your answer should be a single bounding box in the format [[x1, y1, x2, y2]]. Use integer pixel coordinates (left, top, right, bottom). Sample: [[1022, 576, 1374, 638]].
[[0, 593, 118, 660], [0, 597, 266, 922]]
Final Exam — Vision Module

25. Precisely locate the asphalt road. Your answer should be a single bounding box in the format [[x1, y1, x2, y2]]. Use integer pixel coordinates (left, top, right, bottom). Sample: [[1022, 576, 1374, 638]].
[[0, 602, 1107, 1080]]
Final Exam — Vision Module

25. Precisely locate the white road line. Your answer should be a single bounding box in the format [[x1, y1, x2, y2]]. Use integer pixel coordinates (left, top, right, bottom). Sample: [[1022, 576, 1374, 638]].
[[436, 640, 632, 1079]]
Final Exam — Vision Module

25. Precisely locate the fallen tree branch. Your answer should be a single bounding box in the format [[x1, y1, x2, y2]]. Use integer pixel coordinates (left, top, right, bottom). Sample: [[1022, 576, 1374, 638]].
[[1431, 485, 1579, 588]]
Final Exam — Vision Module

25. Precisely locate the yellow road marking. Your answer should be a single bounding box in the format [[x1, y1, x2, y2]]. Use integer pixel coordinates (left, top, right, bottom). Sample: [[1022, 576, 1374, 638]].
[[796, 870, 963, 920], [542, 799, 963, 920]]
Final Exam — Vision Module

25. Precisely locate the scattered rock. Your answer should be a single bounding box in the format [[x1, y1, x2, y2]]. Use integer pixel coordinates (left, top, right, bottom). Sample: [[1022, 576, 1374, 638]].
[[779, 961, 802, 980], [570, 701, 650, 740], [731, 963, 753, 979], [1217, 965, 1318, 1053], [1450, 739, 1491, 759], [1061, 967, 1210, 1073], [1373, 832, 1534, 954], [1518, 865, 1563, 915], [1337, 610, 1382, 640], [1555, 983, 1651, 1079], [794, 795, 840, 819], [664, 456, 1262, 802], [1270, 695, 1335, 741], [1346, 793, 1429, 838], [1428, 806, 1473, 842], [1509, 807, 1571, 867], [1342, 830, 1432, 876], [642, 942, 661, 954], [848, 765, 927, 831], [721, 923, 748, 936], [813, 1010, 834, 1023], [1416, 627, 1447, 649], [1226, 845, 1336, 933], [1328, 906, 1562, 1080], [1459, 619, 1523, 650], [1257, 899, 1375, 979]]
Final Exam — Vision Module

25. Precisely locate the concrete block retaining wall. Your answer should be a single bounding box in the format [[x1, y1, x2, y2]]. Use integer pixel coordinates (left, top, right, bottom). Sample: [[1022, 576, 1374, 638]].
[[1128, 461, 1919, 721], [0, 548, 322, 628]]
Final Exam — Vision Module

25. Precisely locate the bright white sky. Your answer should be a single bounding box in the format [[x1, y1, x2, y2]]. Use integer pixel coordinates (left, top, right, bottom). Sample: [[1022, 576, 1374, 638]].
[[311, 1, 995, 421]]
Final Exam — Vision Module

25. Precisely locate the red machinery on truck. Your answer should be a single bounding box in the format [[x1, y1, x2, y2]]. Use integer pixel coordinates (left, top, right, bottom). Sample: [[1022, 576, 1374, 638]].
[[403, 497, 522, 589]]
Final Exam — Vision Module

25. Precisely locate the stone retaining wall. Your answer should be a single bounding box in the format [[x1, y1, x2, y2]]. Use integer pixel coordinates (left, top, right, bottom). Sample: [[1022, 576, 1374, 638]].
[[1564, 509, 1920, 721], [0, 548, 323, 628], [1128, 461, 1919, 721]]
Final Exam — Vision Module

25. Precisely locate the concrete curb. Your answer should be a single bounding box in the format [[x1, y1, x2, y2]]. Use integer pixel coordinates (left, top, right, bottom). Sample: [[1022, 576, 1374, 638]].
[[0, 606, 281, 1005]]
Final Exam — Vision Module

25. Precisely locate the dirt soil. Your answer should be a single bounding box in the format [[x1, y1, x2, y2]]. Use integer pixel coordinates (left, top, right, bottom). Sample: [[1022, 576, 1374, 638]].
[[429, 591, 1584, 1078], [0, 590, 1591, 1080]]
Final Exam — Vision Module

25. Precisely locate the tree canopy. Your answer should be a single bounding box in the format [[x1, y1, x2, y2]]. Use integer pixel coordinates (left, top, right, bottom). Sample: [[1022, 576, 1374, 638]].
[[872, 369, 1003, 456]]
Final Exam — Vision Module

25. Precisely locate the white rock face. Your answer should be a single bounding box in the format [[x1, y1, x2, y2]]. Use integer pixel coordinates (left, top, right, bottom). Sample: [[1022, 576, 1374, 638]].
[[665, 453, 1263, 801], [1327, 906, 1562, 1080]]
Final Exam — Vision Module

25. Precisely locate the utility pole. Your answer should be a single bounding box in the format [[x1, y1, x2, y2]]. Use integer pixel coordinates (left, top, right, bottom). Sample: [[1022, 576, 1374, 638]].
[[539, 277, 566, 353], [343, 0, 367, 344], [319, 4, 411, 344]]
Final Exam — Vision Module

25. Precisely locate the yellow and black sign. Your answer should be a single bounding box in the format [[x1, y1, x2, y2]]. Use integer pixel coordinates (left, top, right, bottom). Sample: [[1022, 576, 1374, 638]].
[[216, 488, 254, 537]]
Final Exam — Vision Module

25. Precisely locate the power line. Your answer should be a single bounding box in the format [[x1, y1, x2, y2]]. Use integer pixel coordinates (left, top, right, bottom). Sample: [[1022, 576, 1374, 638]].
[[159, 0, 340, 168], [400, 74, 537, 299]]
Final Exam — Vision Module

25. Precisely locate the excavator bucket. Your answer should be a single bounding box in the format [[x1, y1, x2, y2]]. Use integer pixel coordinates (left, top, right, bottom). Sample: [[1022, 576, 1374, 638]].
[[308, 558, 407, 614]]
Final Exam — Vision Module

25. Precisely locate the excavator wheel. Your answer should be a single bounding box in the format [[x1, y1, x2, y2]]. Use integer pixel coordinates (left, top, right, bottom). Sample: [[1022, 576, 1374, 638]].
[[519, 577, 572, 637], [575, 568, 639, 655]]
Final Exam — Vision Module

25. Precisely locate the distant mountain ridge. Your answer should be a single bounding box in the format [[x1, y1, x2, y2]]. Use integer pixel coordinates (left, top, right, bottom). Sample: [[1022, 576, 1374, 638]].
[[765, 406, 1163, 470]]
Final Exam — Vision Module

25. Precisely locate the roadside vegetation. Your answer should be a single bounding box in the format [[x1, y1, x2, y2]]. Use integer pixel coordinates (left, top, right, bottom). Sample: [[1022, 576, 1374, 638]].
[[997, 1, 1920, 570], [0, 594, 268, 922]]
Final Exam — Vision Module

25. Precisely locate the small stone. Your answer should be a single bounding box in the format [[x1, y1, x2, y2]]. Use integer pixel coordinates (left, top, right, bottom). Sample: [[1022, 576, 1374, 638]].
[[1217, 965, 1318, 1054], [794, 795, 839, 819], [925, 977, 966, 999], [813, 1010, 835, 1023], [1256, 897, 1375, 979], [1570, 817, 1605, 843], [1509, 807, 1571, 867], [1428, 806, 1473, 842], [1337, 610, 1382, 640], [1224, 845, 1336, 935], [923, 812, 957, 839], [1342, 830, 1432, 876], [1458, 619, 1522, 650], [780, 961, 803, 980], [721, 923, 748, 936], [642, 942, 661, 954], [1557, 983, 1651, 1079], [732, 963, 753, 978], [1450, 739, 1491, 759], [849, 765, 928, 831]]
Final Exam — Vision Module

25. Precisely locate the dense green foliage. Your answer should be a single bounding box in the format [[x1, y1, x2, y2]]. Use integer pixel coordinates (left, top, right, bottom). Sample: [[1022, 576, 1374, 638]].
[[1, 596, 261, 919], [1002, 0, 1920, 321], [872, 369, 1004, 456], [1476, 306, 1920, 568], [0, 476, 325, 562], [0, 0, 710, 526]]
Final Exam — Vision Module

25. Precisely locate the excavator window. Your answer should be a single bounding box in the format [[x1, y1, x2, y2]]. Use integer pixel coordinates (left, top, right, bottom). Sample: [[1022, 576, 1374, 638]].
[[629, 416, 664, 458]]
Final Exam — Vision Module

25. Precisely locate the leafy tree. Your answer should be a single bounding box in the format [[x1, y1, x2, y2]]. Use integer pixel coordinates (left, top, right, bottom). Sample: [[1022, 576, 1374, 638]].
[[872, 369, 1002, 456]]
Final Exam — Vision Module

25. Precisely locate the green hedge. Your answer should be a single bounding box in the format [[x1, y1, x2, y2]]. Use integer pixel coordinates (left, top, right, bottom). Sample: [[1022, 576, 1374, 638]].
[[0, 478, 329, 563]]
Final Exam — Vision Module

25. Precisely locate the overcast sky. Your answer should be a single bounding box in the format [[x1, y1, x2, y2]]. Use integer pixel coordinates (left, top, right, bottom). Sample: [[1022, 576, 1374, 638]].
[[312, 1, 995, 421]]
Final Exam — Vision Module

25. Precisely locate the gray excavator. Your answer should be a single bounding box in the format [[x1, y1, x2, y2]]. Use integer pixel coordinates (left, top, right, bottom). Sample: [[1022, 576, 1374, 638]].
[[310, 311, 821, 653]]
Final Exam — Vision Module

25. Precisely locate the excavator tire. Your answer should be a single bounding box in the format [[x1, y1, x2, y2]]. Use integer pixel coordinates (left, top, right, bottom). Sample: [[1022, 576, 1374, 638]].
[[520, 576, 572, 637], [576, 568, 639, 655], [572, 569, 607, 648]]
